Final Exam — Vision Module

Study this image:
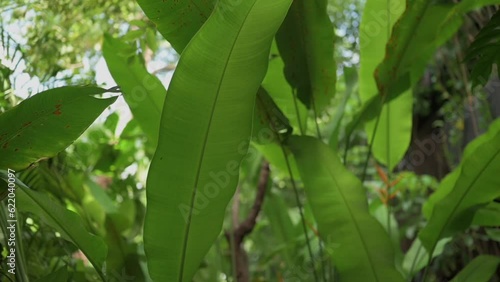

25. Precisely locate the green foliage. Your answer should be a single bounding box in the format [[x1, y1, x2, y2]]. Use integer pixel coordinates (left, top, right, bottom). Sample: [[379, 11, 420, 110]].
[[0, 0, 143, 81], [135, 0, 214, 53], [359, 0, 412, 170], [262, 43, 308, 133], [402, 238, 450, 278], [419, 118, 500, 254], [288, 136, 404, 282], [35, 267, 68, 282], [450, 255, 500, 282], [465, 10, 500, 88], [1, 0, 500, 281], [144, 0, 292, 280], [0, 86, 117, 170], [102, 35, 166, 151], [0, 171, 107, 280], [275, 0, 336, 113]]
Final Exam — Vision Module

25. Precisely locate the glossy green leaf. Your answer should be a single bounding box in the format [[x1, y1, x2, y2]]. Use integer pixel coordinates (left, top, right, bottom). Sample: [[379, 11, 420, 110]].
[[401, 238, 450, 277], [275, 0, 336, 113], [288, 136, 404, 282], [144, 1, 292, 281], [0, 86, 117, 170], [419, 118, 500, 253], [439, 0, 500, 50], [450, 255, 500, 282], [374, 0, 499, 95], [136, 0, 214, 52], [0, 171, 107, 280], [359, 0, 412, 169], [465, 10, 500, 87], [102, 35, 166, 149], [472, 202, 500, 227]]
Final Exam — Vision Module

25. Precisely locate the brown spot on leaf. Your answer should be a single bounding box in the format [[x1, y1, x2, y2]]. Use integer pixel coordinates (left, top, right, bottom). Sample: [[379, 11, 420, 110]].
[[23, 121, 32, 127], [2, 142, 8, 149], [54, 109, 62, 116], [14, 148, 18, 152]]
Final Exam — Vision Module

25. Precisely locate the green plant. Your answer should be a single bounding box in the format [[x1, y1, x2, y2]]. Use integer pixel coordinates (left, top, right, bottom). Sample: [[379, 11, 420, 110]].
[[1, 0, 500, 281]]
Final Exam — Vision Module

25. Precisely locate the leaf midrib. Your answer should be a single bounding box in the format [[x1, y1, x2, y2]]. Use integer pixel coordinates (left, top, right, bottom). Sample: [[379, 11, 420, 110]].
[[178, 1, 259, 280]]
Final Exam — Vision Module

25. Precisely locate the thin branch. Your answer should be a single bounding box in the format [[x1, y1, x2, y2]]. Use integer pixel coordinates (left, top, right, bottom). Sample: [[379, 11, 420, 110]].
[[225, 161, 269, 282], [228, 161, 269, 244]]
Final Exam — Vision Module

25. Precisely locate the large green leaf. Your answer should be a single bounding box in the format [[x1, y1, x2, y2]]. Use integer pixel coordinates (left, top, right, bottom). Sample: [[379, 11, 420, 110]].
[[0, 86, 117, 170], [328, 66, 357, 149], [144, 1, 292, 281], [288, 136, 404, 282], [419, 118, 500, 253], [262, 42, 308, 133], [136, 0, 214, 52], [0, 171, 107, 280], [102, 35, 166, 150], [450, 255, 500, 282], [359, 0, 412, 169], [275, 0, 336, 113]]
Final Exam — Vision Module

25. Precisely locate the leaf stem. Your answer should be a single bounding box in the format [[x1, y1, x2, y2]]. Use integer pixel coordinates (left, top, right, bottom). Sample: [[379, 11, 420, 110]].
[[257, 95, 319, 282]]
